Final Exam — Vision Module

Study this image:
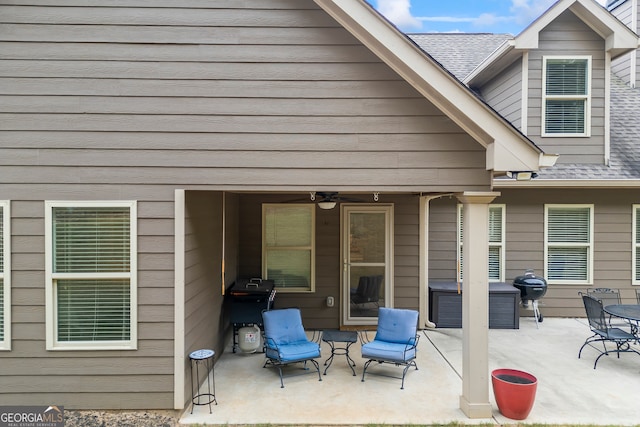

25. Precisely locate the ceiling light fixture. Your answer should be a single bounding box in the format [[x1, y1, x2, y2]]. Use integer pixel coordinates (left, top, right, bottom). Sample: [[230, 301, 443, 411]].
[[317, 201, 337, 210]]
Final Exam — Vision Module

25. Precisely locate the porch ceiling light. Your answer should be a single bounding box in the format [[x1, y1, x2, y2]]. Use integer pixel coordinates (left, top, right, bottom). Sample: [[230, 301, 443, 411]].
[[317, 201, 337, 210]]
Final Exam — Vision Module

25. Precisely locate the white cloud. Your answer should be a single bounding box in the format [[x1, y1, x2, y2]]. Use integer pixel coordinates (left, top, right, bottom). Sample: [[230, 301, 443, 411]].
[[375, 0, 422, 30], [377, 0, 610, 33]]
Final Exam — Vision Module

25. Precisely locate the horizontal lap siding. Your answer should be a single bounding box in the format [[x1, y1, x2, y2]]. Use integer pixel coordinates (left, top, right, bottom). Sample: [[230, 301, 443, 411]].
[[428, 189, 640, 318], [6, 195, 176, 409], [478, 59, 523, 131], [527, 11, 606, 164], [237, 194, 420, 329], [499, 189, 637, 318], [610, 0, 634, 85], [0, 0, 491, 409], [0, 0, 490, 194]]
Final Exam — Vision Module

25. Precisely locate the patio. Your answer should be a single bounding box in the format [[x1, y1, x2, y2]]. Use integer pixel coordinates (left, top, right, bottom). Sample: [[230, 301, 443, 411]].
[[181, 317, 640, 426]]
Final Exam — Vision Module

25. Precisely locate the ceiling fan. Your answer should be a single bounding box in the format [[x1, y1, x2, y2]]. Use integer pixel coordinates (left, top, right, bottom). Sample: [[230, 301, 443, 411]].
[[287, 192, 376, 209]]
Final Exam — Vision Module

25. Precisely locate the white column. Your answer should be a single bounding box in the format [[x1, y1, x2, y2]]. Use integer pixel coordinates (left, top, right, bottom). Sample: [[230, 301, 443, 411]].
[[456, 191, 499, 418]]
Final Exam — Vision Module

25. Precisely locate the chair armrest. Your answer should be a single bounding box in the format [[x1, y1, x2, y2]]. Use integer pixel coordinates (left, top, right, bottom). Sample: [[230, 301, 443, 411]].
[[401, 334, 420, 358], [264, 336, 280, 352]]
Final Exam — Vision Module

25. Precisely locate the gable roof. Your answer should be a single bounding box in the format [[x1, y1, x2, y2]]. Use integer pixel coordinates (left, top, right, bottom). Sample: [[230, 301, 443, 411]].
[[466, 0, 639, 86], [313, 0, 557, 174]]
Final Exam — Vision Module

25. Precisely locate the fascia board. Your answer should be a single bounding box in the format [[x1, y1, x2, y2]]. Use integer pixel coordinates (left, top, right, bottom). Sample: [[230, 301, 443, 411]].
[[494, 179, 640, 188], [464, 40, 517, 87], [514, 0, 639, 52], [314, 0, 546, 173]]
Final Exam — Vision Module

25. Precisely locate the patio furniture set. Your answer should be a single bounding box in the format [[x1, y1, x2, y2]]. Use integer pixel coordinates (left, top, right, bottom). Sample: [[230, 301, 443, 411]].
[[578, 287, 640, 369], [261, 307, 420, 389]]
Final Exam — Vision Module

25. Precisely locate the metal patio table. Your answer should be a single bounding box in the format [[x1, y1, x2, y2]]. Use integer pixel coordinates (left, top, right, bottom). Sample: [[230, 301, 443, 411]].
[[322, 330, 358, 376], [604, 304, 640, 338]]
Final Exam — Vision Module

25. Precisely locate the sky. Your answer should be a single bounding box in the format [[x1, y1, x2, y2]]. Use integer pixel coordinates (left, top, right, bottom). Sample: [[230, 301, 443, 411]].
[[370, 0, 609, 35]]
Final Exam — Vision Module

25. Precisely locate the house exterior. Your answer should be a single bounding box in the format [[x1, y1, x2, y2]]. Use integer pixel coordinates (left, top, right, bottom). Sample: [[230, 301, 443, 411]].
[[0, 0, 638, 419], [411, 0, 640, 319]]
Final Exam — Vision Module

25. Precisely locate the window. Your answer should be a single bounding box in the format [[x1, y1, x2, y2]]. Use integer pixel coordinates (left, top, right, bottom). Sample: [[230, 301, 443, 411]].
[[0, 201, 10, 350], [46, 201, 137, 350], [262, 204, 315, 292], [458, 204, 505, 282], [633, 205, 640, 285], [542, 56, 591, 136], [545, 205, 593, 284]]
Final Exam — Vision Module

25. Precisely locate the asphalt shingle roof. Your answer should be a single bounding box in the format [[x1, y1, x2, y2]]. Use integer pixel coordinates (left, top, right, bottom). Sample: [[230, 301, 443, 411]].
[[408, 33, 513, 81], [409, 33, 640, 182]]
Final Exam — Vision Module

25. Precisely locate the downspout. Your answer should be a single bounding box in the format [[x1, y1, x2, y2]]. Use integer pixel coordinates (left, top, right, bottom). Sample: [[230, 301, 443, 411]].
[[420, 193, 455, 329]]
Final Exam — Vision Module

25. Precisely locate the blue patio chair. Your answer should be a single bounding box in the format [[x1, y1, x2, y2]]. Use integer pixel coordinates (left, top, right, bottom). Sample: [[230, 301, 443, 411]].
[[578, 293, 640, 369], [360, 307, 419, 389], [261, 308, 322, 388]]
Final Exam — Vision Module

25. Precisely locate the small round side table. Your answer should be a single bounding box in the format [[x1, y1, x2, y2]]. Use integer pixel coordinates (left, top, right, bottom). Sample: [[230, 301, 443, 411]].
[[189, 349, 217, 414]]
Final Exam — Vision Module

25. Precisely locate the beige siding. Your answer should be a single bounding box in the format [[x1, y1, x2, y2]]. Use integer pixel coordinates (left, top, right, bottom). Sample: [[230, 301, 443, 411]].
[[610, 0, 635, 85], [0, 0, 490, 194], [477, 59, 523, 130], [237, 194, 420, 329], [526, 10, 606, 164], [182, 191, 231, 409], [4, 194, 176, 409], [428, 189, 640, 319], [0, 0, 493, 409]]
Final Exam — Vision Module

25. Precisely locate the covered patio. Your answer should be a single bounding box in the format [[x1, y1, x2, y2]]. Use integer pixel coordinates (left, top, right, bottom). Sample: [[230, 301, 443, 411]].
[[181, 317, 640, 426]]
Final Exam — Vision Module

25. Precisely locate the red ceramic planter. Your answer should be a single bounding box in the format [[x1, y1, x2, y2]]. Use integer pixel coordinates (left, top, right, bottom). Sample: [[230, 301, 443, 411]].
[[491, 368, 537, 420]]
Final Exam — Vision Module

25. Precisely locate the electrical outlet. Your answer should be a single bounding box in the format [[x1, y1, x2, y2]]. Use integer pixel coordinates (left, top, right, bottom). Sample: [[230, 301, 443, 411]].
[[326, 296, 334, 307]]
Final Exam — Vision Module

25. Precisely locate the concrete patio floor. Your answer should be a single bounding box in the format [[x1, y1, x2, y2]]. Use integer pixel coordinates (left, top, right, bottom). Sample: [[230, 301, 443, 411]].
[[180, 317, 640, 426]]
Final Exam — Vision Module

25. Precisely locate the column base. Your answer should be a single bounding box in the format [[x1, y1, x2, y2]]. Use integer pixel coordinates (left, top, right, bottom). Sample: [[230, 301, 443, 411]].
[[459, 395, 493, 419]]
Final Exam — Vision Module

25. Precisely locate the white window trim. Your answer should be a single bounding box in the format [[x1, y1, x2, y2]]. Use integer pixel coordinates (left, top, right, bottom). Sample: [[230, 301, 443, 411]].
[[633, 205, 640, 285], [45, 201, 137, 350], [541, 55, 592, 137], [457, 204, 506, 283], [262, 204, 315, 293], [0, 201, 11, 351], [544, 204, 594, 285]]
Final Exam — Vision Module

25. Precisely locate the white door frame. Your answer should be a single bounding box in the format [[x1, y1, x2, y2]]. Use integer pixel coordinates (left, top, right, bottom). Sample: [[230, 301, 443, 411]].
[[341, 204, 394, 326]]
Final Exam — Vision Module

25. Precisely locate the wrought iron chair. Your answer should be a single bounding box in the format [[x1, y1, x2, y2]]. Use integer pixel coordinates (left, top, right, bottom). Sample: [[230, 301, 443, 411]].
[[261, 308, 322, 388], [586, 287, 625, 328], [578, 293, 640, 369], [360, 307, 419, 389]]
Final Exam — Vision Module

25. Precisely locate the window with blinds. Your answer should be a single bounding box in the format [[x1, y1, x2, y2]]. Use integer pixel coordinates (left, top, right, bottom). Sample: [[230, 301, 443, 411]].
[[542, 57, 591, 136], [633, 206, 640, 284], [262, 204, 315, 292], [545, 205, 593, 284], [46, 202, 136, 350], [458, 204, 505, 282]]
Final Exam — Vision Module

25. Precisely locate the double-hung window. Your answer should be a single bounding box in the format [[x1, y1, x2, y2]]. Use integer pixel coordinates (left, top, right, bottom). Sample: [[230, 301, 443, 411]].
[[262, 204, 315, 292], [542, 56, 591, 136], [633, 205, 640, 285], [46, 201, 137, 350], [0, 201, 10, 350], [457, 204, 505, 282], [545, 205, 593, 284]]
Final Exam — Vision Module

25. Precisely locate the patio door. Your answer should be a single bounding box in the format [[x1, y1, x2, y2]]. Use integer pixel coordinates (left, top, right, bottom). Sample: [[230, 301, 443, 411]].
[[342, 205, 393, 325]]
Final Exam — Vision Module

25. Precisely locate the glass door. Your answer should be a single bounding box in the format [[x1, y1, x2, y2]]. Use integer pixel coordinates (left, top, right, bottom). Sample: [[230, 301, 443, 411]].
[[342, 205, 393, 325]]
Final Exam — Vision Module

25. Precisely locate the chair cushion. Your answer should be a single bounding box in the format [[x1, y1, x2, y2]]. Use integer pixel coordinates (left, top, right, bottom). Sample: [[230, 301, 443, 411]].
[[375, 307, 418, 344], [262, 308, 308, 344], [361, 339, 416, 362], [266, 341, 321, 363]]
